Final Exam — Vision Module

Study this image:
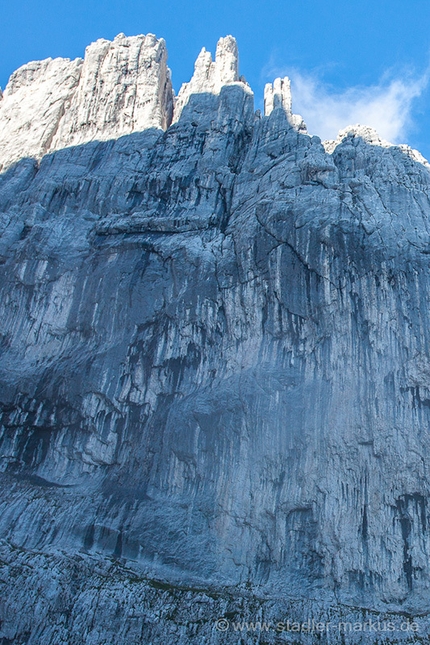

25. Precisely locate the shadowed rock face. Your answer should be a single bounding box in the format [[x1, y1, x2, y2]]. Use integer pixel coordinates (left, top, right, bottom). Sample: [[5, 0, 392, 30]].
[[1, 33, 430, 645]]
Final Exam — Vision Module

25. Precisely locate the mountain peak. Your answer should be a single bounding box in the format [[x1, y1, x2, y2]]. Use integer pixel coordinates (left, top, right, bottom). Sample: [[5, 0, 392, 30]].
[[0, 33, 173, 171], [172, 35, 251, 121], [0, 33, 425, 172]]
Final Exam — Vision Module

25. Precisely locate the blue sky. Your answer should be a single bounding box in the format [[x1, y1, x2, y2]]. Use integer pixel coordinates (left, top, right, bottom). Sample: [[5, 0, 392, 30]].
[[2, 0, 430, 156]]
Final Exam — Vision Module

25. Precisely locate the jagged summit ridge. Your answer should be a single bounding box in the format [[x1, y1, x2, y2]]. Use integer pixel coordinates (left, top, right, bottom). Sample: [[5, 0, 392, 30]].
[[264, 76, 307, 131], [1, 31, 428, 175], [0, 33, 306, 171]]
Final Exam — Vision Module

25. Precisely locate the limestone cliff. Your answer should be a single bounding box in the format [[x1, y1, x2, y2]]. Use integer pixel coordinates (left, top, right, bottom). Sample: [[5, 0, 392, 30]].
[[1, 33, 430, 645], [0, 32, 173, 172]]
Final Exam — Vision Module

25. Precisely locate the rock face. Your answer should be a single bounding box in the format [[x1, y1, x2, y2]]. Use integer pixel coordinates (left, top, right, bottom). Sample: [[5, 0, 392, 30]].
[[0, 33, 173, 172], [1, 33, 430, 645], [0, 56, 83, 172], [172, 35, 251, 121]]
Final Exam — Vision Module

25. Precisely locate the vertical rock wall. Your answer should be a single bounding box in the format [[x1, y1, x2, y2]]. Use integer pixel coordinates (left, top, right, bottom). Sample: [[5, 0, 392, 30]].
[[0, 33, 173, 171], [1, 32, 430, 645]]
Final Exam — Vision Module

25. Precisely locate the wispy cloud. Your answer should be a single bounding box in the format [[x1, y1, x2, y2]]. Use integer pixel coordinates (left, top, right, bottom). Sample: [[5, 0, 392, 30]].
[[262, 61, 429, 143]]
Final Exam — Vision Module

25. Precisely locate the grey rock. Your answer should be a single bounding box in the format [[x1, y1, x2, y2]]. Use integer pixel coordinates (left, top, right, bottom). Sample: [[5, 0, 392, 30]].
[[0, 33, 430, 645], [0, 33, 173, 172], [264, 76, 306, 131]]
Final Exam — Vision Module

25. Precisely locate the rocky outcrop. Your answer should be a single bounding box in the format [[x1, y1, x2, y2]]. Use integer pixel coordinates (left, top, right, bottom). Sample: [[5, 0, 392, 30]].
[[1, 33, 430, 645], [0, 33, 173, 171], [264, 76, 306, 130], [172, 35, 252, 121], [50, 33, 173, 149], [0, 56, 83, 171], [323, 123, 430, 168]]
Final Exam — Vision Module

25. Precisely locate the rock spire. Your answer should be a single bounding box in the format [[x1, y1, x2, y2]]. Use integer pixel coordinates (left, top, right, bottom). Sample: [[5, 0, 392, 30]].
[[172, 35, 252, 121]]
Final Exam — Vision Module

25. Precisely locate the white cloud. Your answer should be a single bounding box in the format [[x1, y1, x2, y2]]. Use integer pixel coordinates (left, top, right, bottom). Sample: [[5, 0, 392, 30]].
[[264, 65, 429, 143]]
